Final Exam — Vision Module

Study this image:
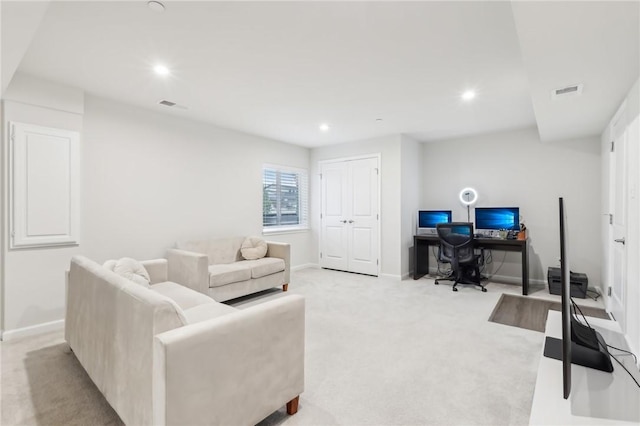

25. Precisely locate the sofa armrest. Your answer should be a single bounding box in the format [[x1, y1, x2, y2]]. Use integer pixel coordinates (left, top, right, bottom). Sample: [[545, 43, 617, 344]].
[[165, 249, 209, 295], [266, 241, 291, 284], [153, 295, 305, 426], [142, 259, 169, 284]]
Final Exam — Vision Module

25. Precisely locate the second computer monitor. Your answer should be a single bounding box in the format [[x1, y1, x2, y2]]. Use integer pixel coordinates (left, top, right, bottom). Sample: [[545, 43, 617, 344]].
[[417, 210, 452, 234], [475, 207, 520, 231]]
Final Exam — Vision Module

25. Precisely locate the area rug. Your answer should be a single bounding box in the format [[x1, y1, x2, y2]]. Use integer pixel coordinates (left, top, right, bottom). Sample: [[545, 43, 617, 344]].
[[488, 294, 610, 332]]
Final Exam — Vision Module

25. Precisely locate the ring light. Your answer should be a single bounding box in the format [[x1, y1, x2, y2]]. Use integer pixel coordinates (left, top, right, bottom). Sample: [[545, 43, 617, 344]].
[[459, 187, 478, 206]]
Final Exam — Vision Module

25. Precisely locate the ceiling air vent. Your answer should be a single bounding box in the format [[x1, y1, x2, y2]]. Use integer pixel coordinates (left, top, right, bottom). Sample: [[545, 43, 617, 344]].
[[158, 99, 188, 110], [551, 84, 583, 100]]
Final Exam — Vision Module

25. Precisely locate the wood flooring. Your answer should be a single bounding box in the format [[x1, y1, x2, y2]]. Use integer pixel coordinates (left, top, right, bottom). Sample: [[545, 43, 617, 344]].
[[488, 294, 609, 332]]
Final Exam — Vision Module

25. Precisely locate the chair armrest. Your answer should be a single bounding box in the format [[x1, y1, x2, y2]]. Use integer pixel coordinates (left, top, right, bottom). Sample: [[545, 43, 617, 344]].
[[153, 295, 305, 426], [141, 259, 169, 284], [165, 249, 209, 294], [266, 241, 290, 283]]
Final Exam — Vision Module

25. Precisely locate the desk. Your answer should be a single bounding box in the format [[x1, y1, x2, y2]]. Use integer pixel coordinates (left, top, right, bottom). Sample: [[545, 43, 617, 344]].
[[413, 235, 530, 295]]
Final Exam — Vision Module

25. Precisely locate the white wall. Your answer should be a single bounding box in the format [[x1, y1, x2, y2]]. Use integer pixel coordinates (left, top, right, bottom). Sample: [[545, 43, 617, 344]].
[[81, 96, 310, 264], [1, 74, 312, 336], [400, 134, 421, 278], [2, 75, 84, 335], [420, 127, 602, 287], [310, 135, 402, 277]]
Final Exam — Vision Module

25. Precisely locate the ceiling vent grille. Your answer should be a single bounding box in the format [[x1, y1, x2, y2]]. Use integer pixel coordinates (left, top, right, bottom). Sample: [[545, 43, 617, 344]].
[[158, 100, 188, 110], [551, 84, 583, 100]]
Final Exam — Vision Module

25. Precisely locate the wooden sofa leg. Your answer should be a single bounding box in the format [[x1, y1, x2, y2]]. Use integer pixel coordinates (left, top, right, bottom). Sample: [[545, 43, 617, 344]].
[[283, 283, 289, 292], [286, 396, 299, 415]]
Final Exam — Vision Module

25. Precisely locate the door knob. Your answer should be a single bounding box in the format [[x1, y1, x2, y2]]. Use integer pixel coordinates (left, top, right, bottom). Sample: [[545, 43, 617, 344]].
[[348, 220, 354, 223], [340, 220, 347, 223], [614, 238, 625, 245]]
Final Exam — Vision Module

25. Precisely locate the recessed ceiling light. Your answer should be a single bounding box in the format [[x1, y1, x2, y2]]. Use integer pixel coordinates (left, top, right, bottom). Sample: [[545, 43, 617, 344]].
[[153, 64, 170, 76], [375, 118, 383, 122], [319, 123, 330, 132], [147, 1, 165, 13], [462, 90, 476, 101]]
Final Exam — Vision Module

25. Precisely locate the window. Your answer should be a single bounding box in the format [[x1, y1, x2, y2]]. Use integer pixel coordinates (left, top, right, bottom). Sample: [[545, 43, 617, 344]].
[[263, 165, 308, 232]]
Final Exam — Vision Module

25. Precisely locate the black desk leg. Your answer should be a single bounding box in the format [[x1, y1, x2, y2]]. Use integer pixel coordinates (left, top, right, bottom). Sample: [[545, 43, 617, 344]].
[[414, 238, 430, 280], [522, 242, 529, 295]]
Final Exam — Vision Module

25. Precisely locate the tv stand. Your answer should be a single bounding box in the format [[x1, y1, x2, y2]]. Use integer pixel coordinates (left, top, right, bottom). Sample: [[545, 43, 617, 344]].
[[543, 330, 613, 373], [531, 311, 640, 424]]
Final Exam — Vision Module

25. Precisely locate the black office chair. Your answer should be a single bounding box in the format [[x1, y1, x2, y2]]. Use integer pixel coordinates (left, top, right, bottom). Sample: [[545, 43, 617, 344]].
[[434, 222, 486, 292]]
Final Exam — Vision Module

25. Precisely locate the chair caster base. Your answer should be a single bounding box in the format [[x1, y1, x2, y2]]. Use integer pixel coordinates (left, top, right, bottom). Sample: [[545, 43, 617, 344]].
[[452, 287, 458, 292], [434, 281, 439, 285], [481, 287, 487, 292]]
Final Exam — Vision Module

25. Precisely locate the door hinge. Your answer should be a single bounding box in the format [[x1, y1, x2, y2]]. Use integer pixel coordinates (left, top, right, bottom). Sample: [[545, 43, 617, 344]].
[[320, 213, 323, 219], [607, 286, 612, 296], [610, 141, 615, 152], [609, 214, 613, 225], [377, 214, 379, 220], [10, 124, 16, 142], [377, 259, 379, 265], [319, 173, 322, 180], [375, 167, 379, 175], [320, 252, 323, 259]]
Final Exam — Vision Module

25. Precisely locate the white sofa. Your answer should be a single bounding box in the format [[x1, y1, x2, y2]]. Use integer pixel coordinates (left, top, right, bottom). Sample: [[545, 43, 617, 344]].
[[66, 255, 304, 426], [166, 237, 290, 302]]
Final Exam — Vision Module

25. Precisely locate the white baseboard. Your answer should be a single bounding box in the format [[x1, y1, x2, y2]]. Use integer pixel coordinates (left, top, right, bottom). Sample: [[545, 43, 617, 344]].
[[291, 263, 319, 271], [1, 319, 65, 342], [425, 267, 546, 287], [379, 273, 402, 280]]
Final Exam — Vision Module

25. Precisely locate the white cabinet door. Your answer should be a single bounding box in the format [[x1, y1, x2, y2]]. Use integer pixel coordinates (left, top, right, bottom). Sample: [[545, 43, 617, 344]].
[[10, 122, 80, 249], [320, 157, 379, 276]]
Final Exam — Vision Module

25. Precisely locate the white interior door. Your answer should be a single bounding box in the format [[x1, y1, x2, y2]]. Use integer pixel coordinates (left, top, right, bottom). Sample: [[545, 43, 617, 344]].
[[347, 158, 379, 275], [320, 161, 349, 271], [609, 112, 627, 329], [320, 157, 379, 276]]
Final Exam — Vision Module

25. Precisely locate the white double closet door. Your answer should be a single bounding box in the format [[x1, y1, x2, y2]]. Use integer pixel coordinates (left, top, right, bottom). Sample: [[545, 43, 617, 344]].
[[320, 156, 379, 276]]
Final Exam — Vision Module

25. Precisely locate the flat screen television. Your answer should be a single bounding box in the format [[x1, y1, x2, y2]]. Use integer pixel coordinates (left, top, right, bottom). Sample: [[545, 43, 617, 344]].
[[474, 207, 520, 231], [417, 210, 452, 235], [543, 197, 613, 399]]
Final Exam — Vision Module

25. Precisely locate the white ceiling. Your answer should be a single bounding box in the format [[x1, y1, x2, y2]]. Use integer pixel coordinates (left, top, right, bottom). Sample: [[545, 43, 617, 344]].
[[4, 1, 639, 147]]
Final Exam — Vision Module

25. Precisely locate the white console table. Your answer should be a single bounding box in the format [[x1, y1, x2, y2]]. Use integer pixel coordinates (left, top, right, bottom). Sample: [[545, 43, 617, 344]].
[[530, 310, 640, 425]]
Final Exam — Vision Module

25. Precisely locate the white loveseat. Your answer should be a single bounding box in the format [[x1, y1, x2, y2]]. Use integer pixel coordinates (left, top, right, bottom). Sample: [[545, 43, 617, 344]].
[[166, 237, 290, 301], [66, 255, 304, 426]]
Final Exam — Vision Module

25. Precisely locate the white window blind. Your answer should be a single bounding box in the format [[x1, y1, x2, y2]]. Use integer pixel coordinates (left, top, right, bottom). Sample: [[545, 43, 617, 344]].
[[263, 165, 308, 231]]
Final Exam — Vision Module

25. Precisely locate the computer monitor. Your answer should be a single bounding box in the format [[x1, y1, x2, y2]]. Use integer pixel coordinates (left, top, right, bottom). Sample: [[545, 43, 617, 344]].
[[417, 210, 452, 235], [474, 207, 520, 231]]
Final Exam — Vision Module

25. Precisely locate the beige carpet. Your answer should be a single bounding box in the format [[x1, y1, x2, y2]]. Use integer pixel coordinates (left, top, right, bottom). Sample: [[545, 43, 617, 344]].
[[3, 269, 550, 426], [488, 294, 610, 333]]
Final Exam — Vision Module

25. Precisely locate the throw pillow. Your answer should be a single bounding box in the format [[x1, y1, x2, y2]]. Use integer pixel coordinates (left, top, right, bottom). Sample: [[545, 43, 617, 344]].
[[241, 236, 268, 260], [104, 257, 151, 287]]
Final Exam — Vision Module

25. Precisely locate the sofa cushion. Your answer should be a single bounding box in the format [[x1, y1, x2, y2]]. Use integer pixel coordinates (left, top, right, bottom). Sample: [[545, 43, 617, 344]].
[[208, 263, 252, 287], [104, 257, 150, 287], [241, 236, 268, 260], [245, 257, 286, 279], [178, 237, 244, 264], [151, 281, 215, 310], [182, 302, 237, 324]]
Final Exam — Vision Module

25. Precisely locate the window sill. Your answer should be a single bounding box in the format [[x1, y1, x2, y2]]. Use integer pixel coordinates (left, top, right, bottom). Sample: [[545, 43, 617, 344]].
[[262, 227, 309, 236]]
